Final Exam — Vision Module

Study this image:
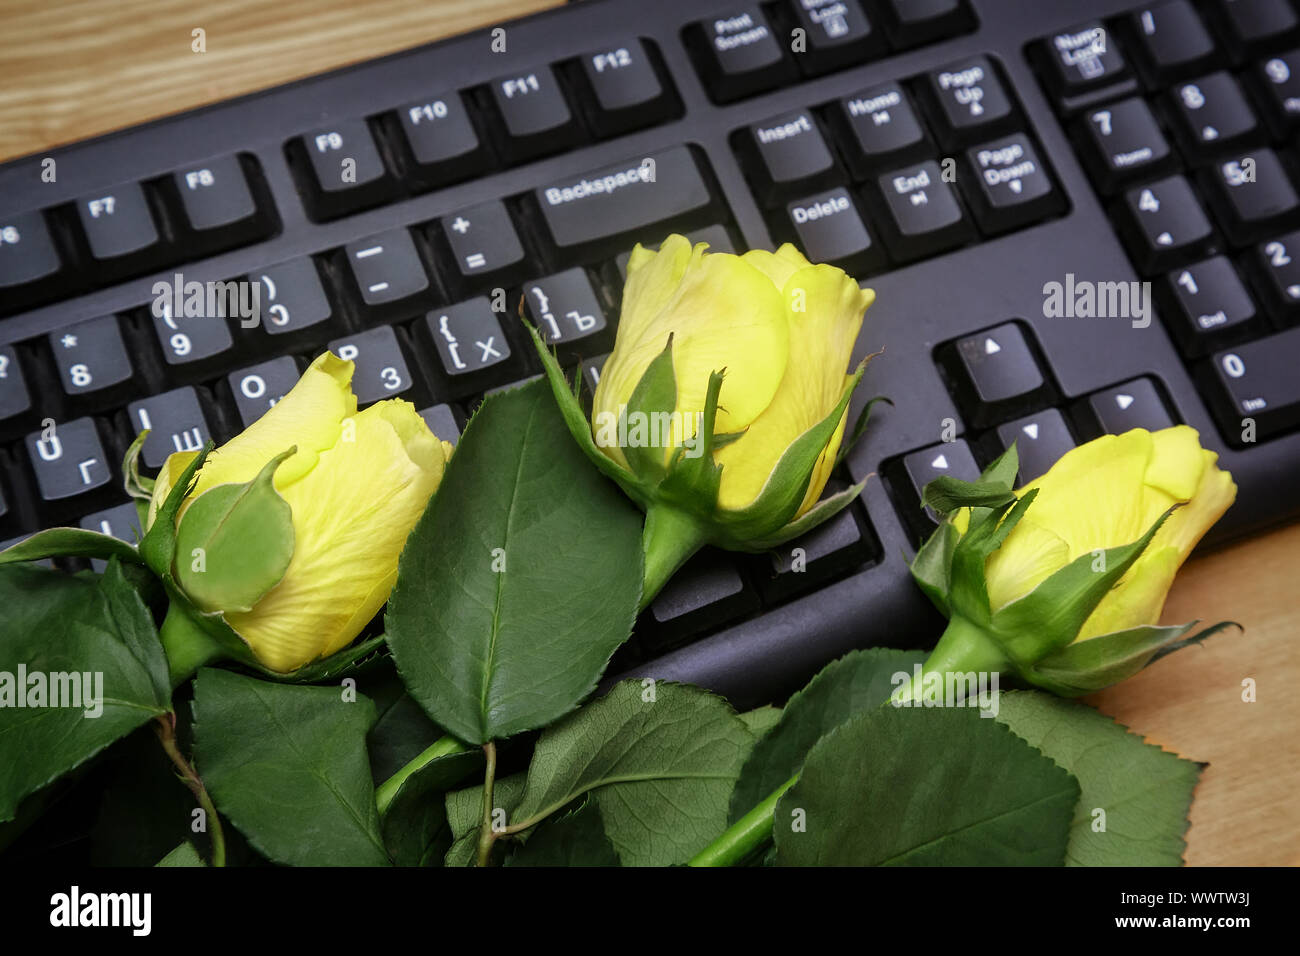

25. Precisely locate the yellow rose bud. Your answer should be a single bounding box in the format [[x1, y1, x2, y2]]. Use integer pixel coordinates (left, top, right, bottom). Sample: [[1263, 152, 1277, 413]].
[[148, 353, 452, 674], [532, 235, 877, 603], [901, 425, 1238, 700]]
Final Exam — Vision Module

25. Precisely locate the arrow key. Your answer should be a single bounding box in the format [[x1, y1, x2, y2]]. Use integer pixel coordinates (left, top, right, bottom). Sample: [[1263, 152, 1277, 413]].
[[1086, 377, 1176, 434], [1117, 175, 1213, 273], [994, 409, 1075, 483], [946, 321, 1049, 427], [898, 439, 980, 533]]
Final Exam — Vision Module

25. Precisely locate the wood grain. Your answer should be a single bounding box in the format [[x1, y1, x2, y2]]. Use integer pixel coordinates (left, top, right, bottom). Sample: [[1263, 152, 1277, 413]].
[[3, 0, 1296, 866]]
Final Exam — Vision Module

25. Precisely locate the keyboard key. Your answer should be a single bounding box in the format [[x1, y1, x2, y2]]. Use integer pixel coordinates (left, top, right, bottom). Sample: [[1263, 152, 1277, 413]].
[[1255, 230, 1300, 318], [295, 120, 394, 220], [1127, 1, 1217, 84], [535, 146, 714, 255], [1203, 148, 1300, 245], [26, 418, 112, 500], [995, 409, 1076, 483], [1075, 98, 1175, 193], [962, 134, 1064, 234], [488, 66, 582, 159], [1165, 257, 1257, 352], [1212, 0, 1299, 59], [249, 257, 333, 335], [760, 501, 871, 602], [1167, 72, 1263, 158], [80, 502, 142, 570], [1117, 175, 1214, 273], [75, 183, 160, 260], [0, 345, 32, 421], [788, 0, 883, 74], [1087, 378, 1175, 433], [228, 357, 301, 428], [1207, 327, 1300, 439], [172, 155, 257, 232], [439, 200, 526, 283], [418, 404, 461, 446], [921, 56, 1015, 147], [48, 315, 133, 395], [741, 109, 837, 201], [879, 0, 974, 48], [876, 160, 974, 261], [580, 353, 609, 397], [394, 93, 485, 183], [151, 298, 235, 367], [946, 322, 1048, 426], [1042, 22, 1130, 96], [128, 387, 212, 469], [898, 438, 980, 527], [422, 299, 511, 376], [522, 268, 607, 346], [645, 549, 758, 648], [1256, 51, 1300, 136], [688, 7, 794, 102], [343, 229, 430, 308], [577, 40, 675, 135], [834, 83, 928, 175], [0, 210, 61, 289], [328, 326, 415, 404], [785, 188, 882, 273]]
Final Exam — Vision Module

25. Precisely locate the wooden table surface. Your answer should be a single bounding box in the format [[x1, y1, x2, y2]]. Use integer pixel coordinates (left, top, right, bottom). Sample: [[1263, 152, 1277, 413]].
[[3, 0, 1296, 866]]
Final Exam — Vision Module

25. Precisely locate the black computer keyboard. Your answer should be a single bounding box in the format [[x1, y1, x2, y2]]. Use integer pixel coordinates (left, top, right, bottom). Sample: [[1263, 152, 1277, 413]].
[[2, 0, 1298, 708]]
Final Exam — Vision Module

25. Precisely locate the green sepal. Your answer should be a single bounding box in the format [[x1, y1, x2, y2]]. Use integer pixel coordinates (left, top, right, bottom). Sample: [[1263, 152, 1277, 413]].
[[0, 527, 143, 567], [909, 519, 960, 617], [835, 392, 891, 468], [656, 368, 725, 514], [711, 360, 865, 546], [122, 429, 155, 502], [990, 506, 1175, 665], [921, 443, 1018, 516], [526, 322, 647, 506], [728, 479, 866, 553], [174, 448, 296, 613], [138, 440, 214, 584], [1024, 620, 1241, 696], [947, 488, 1038, 626], [621, 334, 678, 481]]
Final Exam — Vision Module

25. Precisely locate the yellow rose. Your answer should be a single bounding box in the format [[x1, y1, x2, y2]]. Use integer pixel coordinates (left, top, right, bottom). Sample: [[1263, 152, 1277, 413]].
[[531, 235, 877, 603], [148, 353, 452, 673], [901, 425, 1237, 699]]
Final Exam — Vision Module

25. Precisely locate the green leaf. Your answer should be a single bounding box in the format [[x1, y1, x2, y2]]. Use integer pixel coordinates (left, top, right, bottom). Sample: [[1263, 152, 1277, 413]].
[[381, 749, 483, 866], [505, 800, 619, 867], [157, 841, 206, 867], [386, 379, 644, 744], [991, 508, 1174, 665], [192, 668, 390, 866], [1026, 620, 1239, 696], [174, 449, 295, 613], [0, 527, 143, 567], [728, 648, 927, 824], [0, 561, 171, 823], [773, 706, 1079, 865], [738, 705, 782, 739], [996, 691, 1202, 866], [506, 681, 752, 866]]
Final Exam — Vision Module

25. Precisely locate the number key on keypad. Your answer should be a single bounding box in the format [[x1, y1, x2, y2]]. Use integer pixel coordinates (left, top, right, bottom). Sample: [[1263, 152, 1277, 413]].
[[1118, 175, 1213, 273], [1255, 230, 1300, 319], [1204, 148, 1300, 245], [1209, 327, 1300, 440], [1076, 98, 1174, 193], [1167, 72, 1262, 158], [1165, 257, 1257, 353], [1127, 1, 1216, 84]]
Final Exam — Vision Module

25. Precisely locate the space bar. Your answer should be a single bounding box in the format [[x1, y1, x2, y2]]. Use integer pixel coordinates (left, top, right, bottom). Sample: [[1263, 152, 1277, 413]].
[[534, 146, 713, 249]]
